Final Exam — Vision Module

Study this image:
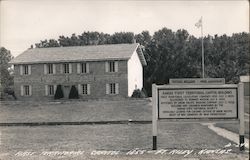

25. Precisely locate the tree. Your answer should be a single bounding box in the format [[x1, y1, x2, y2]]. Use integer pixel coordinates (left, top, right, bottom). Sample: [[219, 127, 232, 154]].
[[54, 85, 64, 99], [35, 39, 60, 48], [69, 85, 79, 99], [0, 47, 13, 88], [110, 32, 134, 44]]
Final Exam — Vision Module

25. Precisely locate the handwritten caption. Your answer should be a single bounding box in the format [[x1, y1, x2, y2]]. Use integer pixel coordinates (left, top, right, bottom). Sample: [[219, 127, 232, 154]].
[[14, 147, 236, 157]]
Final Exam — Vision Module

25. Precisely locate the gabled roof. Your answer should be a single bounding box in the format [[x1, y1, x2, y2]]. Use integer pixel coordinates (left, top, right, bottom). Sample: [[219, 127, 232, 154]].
[[10, 43, 147, 66]]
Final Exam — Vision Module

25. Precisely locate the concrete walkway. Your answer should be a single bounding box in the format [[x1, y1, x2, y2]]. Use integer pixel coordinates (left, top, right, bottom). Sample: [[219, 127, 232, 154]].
[[202, 123, 249, 149]]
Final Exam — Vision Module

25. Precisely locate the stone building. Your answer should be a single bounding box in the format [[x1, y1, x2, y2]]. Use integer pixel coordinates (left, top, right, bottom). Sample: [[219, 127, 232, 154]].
[[9, 43, 147, 100]]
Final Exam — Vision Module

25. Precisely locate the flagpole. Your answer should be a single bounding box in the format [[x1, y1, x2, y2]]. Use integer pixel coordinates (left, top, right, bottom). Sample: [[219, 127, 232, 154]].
[[201, 16, 205, 78]]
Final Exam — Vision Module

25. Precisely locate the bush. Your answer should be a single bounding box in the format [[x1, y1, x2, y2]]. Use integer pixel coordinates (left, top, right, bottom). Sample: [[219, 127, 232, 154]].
[[54, 85, 64, 99], [131, 89, 147, 98], [69, 85, 79, 99], [3, 86, 16, 100]]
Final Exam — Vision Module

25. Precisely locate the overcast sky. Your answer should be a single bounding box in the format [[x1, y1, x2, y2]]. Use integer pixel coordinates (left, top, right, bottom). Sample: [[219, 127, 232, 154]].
[[0, 0, 249, 57]]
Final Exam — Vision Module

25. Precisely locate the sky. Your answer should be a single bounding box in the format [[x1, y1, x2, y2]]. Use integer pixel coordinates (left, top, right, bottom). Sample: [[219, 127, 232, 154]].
[[0, 0, 249, 57]]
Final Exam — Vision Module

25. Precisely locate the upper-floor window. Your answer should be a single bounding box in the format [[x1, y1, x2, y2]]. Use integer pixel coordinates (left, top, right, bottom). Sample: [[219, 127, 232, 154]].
[[105, 61, 118, 72], [48, 64, 53, 74], [77, 63, 89, 73], [24, 65, 29, 74], [64, 63, 69, 73], [60, 63, 72, 74], [20, 65, 31, 75], [109, 62, 115, 72], [44, 64, 56, 74]]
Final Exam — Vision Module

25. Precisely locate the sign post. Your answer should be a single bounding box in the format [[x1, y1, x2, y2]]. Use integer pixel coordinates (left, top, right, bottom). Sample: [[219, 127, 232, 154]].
[[152, 84, 158, 150], [152, 80, 244, 150], [238, 83, 245, 151]]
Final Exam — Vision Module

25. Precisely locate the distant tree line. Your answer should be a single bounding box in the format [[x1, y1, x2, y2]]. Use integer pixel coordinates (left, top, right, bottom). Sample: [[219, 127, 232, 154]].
[[34, 29, 249, 96]]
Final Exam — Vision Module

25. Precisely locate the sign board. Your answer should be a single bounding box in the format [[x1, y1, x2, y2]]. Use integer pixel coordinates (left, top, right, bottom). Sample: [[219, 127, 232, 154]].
[[158, 87, 237, 119], [152, 82, 245, 151], [169, 78, 225, 85]]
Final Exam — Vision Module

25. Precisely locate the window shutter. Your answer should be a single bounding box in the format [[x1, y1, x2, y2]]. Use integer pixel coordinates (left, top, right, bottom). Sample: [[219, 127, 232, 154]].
[[20, 85, 24, 96], [45, 85, 48, 96], [69, 63, 72, 73], [28, 65, 31, 75], [86, 63, 89, 73], [77, 63, 81, 74], [105, 62, 109, 72], [60, 64, 63, 73], [29, 85, 32, 96], [78, 84, 82, 95], [87, 84, 90, 95], [106, 83, 110, 94], [115, 83, 119, 94], [20, 65, 23, 75], [53, 64, 56, 74], [54, 85, 57, 94], [115, 61, 118, 72], [44, 64, 47, 75]]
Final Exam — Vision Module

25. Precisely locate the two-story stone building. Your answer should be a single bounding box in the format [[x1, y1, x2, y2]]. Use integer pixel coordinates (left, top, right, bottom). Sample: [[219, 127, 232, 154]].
[[10, 43, 147, 100]]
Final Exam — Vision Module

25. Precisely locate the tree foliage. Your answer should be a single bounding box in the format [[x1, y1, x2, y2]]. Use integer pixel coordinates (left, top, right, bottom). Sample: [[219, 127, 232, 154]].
[[54, 85, 64, 99], [69, 85, 79, 99], [33, 29, 250, 96], [0, 47, 13, 88]]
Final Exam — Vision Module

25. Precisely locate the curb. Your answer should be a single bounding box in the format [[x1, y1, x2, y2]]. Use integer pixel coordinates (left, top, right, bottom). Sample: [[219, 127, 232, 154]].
[[0, 120, 152, 127]]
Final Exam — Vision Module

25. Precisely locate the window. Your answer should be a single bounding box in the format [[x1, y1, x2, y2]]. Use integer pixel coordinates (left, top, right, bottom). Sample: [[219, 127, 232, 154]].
[[48, 64, 53, 74], [21, 85, 32, 96], [81, 63, 87, 73], [24, 85, 30, 96], [78, 84, 90, 95], [82, 84, 88, 95], [64, 63, 69, 73], [20, 65, 31, 75], [24, 65, 29, 74], [106, 83, 119, 95], [105, 61, 118, 72], [109, 62, 115, 72], [44, 64, 56, 74], [110, 83, 116, 94], [77, 63, 89, 74], [48, 85, 54, 95]]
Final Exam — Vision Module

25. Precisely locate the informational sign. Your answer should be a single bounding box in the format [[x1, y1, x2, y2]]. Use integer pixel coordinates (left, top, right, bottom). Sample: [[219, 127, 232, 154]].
[[158, 88, 237, 119], [152, 82, 245, 151], [169, 78, 225, 85]]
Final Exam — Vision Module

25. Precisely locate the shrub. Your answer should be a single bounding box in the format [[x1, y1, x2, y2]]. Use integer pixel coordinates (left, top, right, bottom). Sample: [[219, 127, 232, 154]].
[[131, 89, 147, 98], [69, 85, 79, 99], [54, 85, 64, 99], [3, 87, 16, 100]]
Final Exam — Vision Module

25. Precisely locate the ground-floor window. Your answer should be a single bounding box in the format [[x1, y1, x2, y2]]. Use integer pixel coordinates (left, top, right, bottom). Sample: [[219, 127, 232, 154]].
[[78, 84, 90, 95], [45, 85, 56, 96], [48, 85, 54, 95], [106, 83, 119, 95]]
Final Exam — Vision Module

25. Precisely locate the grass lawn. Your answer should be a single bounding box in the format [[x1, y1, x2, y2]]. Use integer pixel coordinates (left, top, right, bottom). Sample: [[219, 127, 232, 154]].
[[215, 96, 250, 138], [0, 99, 151, 123]]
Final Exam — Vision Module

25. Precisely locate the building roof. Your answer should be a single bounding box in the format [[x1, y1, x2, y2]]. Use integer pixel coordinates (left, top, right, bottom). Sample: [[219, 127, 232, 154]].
[[10, 43, 147, 66]]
